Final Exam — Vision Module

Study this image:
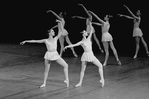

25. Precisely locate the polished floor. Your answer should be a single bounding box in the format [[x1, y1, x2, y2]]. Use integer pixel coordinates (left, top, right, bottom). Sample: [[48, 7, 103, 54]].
[[0, 44, 149, 99]]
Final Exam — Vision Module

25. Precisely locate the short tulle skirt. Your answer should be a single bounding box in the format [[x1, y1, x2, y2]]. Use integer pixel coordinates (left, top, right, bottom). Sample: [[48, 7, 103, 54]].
[[44, 51, 60, 60], [133, 28, 143, 37], [81, 51, 97, 62], [61, 29, 68, 36], [102, 32, 113, 42]]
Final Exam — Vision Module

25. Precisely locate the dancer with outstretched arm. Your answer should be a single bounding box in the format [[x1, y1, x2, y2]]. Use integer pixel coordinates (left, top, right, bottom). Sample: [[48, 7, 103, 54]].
[[20, 29, 69, 88], [89, 11, 121, 66], [118, 5, 149, 59], [47, 10, 78, 57], [72, 4, 104, 53], [64, 23, 105, 87]]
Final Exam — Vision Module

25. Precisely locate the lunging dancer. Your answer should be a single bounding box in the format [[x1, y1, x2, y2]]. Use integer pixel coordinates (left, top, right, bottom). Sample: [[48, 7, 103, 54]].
[[118, 5, 149, 58], [64, 22, 105, 87], [89, 11, 121, 66], [47, 10, 78, 57], [72, 4, 103, 53], [20, 29, 69, 88]]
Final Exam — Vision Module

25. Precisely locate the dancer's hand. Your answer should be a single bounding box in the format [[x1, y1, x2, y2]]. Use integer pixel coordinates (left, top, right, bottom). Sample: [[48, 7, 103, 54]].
[[20, 41, 26, 45], [63, 46, 68, 51], [118, 14, 123, 17], [46, 10, 52, 13]]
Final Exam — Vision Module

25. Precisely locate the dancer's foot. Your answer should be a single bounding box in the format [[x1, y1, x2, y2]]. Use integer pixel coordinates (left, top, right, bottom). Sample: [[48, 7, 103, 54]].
[[100, 79, 105, 88], [100, 49, 104, 53], [64, 80, 69, 87], [147, 52, 149, 57], [75, 83, 82, 87], [117, 60, 121, 65], [103, 62, 107, 66], [73, 52, 78, 57], [133, 55, 137, 59], [40, 83, 46, 88]]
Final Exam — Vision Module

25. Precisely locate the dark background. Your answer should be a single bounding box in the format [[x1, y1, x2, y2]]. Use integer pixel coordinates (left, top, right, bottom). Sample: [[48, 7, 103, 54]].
[[0, 1, 149, 57]]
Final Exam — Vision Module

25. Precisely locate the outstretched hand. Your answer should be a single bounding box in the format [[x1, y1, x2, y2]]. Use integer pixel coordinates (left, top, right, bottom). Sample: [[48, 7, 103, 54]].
[[118, 14, 123, 17], [63, 46, 68, 52], [47, 10, 52, 13], [20, 41, 25, 45]]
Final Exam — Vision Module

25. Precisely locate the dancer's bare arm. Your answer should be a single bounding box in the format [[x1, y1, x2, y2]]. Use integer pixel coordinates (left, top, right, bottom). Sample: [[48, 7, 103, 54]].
[[92, 22, 102, 26], [47, 10, 62, 20], [118, 14, 134, 19], [20, 39, 45, 45]]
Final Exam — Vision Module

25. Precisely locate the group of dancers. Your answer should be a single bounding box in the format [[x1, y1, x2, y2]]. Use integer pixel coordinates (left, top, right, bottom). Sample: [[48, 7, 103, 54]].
[[20, 4, 149, 88]]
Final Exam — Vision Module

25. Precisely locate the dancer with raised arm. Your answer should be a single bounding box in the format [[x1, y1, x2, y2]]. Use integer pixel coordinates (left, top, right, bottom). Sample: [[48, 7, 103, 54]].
[[64, 23, 105, 88], [89, 11, 121, 66], [118, 5, 149, 59], [47, 10, 78, 57], [72, 4, 104, 53], [20, 29, 69, 88]]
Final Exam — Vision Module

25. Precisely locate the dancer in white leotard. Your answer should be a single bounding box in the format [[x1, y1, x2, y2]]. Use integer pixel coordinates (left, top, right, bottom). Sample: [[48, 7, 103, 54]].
[[118, 5, 149, 58], [72, 4, 103, 53], [64, 22, 105, 87], [20, 29, 69, 88], [47, 10, 78, 57], [89, 11, 121, 66]]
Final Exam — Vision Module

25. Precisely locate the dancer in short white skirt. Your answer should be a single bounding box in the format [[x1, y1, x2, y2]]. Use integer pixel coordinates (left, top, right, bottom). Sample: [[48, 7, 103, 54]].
[[20, 29, 69, 88], [89, 11, 121, 66], [64, 25, 105, 88], [47, 10, 78, 57], [118, 5, 149, 58]]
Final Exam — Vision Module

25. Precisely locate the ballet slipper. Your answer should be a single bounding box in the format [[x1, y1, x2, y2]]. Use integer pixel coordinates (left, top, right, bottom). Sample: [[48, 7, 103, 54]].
[[73, 52, 78, 57], [133, 55, 137, 59], [75, 83, 82, 87], [64, 80, 69, 87], [100, 79, 105, 88], [103, 62, 107, 66], [117, 60, 121, 65], [40, 84, 46, 88]]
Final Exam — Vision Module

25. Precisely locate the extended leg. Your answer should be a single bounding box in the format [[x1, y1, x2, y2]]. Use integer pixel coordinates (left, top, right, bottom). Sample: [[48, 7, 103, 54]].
[[134, 36, 140, 59], [92, 58, 105, 87], [75, 61, 87, 87], [141, 37, 149, 56], [109, 41, 121, 65], [59, 36, 65, 57], [103, 42, 109, 66], [40, 59, 51, 88], [56, 58, 69, 87]]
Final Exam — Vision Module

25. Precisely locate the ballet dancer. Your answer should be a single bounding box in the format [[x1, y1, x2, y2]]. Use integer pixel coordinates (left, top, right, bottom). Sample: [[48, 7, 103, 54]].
[[20, 29, 69, 88], [64, 23, 105, 87], [47, 10, 78, 57], [118, 5, 149, 59], [72, 4, 104, 53], [89, 11, 121, 66]]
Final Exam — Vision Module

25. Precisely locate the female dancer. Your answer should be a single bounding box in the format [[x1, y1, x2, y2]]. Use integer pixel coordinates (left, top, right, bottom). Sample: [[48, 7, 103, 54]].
[[118, 5, 149, 59], [64, 23, 105, 87], [20, 29, 69, 88], [72, 4, 103, 53], [47, 10, 78, 57], [89, 11, 121, 66]]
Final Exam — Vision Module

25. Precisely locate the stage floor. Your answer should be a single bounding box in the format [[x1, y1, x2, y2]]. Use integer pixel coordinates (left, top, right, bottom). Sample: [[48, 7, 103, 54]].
[[0, 44, 149, 99]]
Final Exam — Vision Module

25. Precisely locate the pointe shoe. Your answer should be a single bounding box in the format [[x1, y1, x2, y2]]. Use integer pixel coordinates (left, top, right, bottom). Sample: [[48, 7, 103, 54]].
[[75, 83, 82, 87], [100, 79, 105, 88], [73, 53, 78, 57], [103, 63, 107, 66], [64, 80, 69, 87], [40, 84, 46, 88], [133, 55, 137, 59], [117, 60, 121, 65]]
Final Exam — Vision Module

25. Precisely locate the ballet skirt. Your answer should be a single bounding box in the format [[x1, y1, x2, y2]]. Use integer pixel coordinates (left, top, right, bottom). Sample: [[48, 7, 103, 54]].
[[81, 51, 97, 62], [44, 51, 60, 60], [61, 29, 68, 36], [133, 27, 143, 37], [102, 32, 113, 42]]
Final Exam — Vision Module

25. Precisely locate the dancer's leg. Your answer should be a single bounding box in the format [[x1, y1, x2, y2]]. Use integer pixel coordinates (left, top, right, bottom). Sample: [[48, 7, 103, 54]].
[[134, 36, 140, 59], [109, 41, 121, 65], [59, 36, 65, 57], [75, 61, 87, 87], [140, 36, 149, 56], [93, 33, 104, 53], [65, 35, 78, 57], [103, 42, 109, 66], [92, 58, 105, 87], [40, 59, 51, 88], [56, 58, 69, 87]]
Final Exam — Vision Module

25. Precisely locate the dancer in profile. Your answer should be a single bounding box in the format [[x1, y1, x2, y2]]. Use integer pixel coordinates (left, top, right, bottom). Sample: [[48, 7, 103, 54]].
[[89, 11, 121, 66], [64, 24, 105, 87], [47, 10, 78, 57], [20, 29, 69, 88], [118, 5, 149, 59], [72, 4, 104, 53]]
